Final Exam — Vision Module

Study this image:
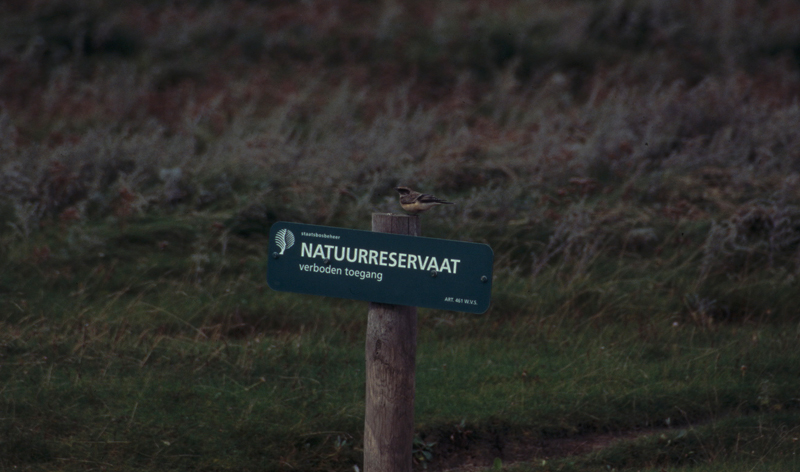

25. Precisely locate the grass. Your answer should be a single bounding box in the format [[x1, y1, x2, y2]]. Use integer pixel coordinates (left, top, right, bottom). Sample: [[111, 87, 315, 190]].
[[1, 215, 799, 471], [2, 0, 800, 470]]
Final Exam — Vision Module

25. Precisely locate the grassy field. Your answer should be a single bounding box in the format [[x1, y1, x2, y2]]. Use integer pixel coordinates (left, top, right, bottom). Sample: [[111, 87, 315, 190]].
[[2, 1, 800, 471]]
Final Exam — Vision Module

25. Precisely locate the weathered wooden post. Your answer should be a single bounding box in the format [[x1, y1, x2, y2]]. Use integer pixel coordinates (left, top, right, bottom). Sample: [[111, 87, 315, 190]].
[[364, 213, 420, 472]]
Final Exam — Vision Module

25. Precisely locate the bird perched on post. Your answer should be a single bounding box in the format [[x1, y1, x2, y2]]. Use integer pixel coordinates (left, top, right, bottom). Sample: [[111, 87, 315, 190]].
[[395, 186, 454, 215]]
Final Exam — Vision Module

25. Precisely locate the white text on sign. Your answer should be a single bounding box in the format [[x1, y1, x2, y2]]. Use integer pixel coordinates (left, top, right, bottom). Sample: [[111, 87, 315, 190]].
[[301, 242, 461, 274]]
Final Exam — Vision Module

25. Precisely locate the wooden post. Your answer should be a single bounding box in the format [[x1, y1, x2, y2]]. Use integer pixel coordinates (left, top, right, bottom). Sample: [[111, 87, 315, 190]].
[[364, 213, 420, 472]]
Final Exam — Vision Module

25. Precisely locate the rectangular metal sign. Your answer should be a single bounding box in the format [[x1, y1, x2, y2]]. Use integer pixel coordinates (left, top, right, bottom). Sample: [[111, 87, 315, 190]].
[[266, 222, 493, 313]]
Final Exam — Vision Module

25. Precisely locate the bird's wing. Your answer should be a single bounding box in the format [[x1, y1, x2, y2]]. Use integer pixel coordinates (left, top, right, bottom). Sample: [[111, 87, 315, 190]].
[[417, 193, 451, 204]]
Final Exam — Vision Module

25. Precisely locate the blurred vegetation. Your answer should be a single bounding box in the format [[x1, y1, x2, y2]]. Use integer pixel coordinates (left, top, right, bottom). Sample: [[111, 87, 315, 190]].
[[1, 0, 800, 471]]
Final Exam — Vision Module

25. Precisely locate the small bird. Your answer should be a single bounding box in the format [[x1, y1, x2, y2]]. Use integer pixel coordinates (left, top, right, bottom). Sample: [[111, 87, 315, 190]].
[[395, 186, 454, 214]]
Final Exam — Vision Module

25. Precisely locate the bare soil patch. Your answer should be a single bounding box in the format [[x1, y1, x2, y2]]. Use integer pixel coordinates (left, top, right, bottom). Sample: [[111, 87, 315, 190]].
[[422, 426, 670, 471]]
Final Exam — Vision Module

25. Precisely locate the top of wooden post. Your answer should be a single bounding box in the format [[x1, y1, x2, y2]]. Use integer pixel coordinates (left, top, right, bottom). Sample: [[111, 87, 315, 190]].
[[372, 213, 420, 237]]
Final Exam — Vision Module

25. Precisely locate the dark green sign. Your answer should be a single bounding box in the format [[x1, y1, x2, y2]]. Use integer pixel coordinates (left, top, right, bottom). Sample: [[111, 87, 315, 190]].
[[267, 222, 493, 313]]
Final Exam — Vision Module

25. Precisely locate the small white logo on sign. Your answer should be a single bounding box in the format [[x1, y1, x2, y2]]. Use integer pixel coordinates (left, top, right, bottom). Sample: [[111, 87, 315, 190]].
[[275, 228, 295, 254]]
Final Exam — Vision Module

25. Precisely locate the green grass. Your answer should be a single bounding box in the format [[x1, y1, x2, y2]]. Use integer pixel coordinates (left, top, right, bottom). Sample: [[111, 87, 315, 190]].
[[1, 215, 799, 471]]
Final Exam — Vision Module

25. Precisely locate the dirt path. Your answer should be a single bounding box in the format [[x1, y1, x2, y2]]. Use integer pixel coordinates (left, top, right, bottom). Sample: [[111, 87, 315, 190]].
[[423, 425, 674, 471]]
